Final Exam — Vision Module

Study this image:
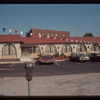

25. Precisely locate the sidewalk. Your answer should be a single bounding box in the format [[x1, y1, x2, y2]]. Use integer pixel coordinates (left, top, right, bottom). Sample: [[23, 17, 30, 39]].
[[0, 59, 69, 64], [0, 61, 34, 64], [0, 73, 100, 96]]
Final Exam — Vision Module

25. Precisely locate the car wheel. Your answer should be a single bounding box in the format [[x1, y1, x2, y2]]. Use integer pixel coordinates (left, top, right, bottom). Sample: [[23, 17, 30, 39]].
[[84, 60, 86, 62], [70, 59, 72, 61], [39, 61, 42, 65], [78, 60, 81, 63], [75, 59, 77, 62], [90, 58, 93, 62]]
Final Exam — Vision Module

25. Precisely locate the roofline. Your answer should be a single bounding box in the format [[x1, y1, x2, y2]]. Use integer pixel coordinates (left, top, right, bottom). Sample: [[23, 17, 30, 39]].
[[0, 34, 21, 36], [31, 28, 70, 33], [22, 42, 94, 45], [0, 41, 23, 43]]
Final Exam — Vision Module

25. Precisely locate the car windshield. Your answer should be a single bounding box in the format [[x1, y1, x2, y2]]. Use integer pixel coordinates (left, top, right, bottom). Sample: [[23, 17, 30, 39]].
[[95, 53, 100, 56], [42, 55, 53, 58]]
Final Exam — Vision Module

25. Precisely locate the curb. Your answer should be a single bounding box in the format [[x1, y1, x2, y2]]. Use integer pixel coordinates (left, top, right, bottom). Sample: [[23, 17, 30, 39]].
[[0, 59, 69, 64], [0, 61, 35, 64], [55, 59, 69, 62]]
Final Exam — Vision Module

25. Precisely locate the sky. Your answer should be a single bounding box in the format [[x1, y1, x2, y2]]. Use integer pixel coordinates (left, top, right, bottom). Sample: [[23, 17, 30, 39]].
[[0, 4, 100, 37]]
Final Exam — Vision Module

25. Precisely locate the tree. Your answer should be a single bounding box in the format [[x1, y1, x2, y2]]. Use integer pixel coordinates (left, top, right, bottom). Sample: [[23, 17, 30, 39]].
[[83, 33, 94, 37]]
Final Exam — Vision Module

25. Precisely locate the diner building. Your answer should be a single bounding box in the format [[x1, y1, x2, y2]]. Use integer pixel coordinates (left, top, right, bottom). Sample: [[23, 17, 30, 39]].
[[0, 28, 100, 61]]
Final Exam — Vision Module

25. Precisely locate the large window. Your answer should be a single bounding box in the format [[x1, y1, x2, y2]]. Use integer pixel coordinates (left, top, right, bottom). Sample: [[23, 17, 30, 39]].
[[45, 44, 57, 53], [28, 46, 40, 53], [76, 44, 87, 52], [91, 44, 100, 51], [2, 43, 16, 55], [61, 44, 72, 53]]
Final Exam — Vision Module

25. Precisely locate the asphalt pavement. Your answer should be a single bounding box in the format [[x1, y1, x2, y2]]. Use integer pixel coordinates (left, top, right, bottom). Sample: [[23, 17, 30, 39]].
[[0, 60, 100, 96]]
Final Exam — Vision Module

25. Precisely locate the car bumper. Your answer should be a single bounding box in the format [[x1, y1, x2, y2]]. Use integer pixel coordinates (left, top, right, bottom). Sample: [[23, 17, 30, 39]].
[[79, 58, 89, 61], [40, 60, 55, 63]]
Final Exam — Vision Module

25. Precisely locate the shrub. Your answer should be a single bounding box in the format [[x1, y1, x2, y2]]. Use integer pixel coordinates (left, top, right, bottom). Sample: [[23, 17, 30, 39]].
[[37, 53, 42, 57], [60, 53, 66, 58], [53, 52, 59, 57]]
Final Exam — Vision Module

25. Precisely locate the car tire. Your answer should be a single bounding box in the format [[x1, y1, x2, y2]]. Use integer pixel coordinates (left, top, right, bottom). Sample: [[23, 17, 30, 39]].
[[38, 61, 42, 65], [78, 60, 81, 63], [75, 59, 78, 62], [90, 58, 93, 62], [84, 60, 86, 62], [70, 59, 72, 61]]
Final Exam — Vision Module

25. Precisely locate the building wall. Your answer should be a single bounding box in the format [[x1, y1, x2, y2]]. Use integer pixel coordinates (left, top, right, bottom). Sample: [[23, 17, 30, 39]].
[[14, 43, 21, 59], [0, 43, 100, 60], [0, 43, 5, 59], [37, 43, 100, 56]]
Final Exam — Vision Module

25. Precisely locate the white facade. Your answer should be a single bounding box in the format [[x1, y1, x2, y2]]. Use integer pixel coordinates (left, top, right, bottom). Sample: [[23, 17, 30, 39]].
[[0, 42, 100, 60]]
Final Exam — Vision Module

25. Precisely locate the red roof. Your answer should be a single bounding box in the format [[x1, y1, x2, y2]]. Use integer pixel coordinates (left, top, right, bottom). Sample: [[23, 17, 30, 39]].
[[69, 37, 100, 43], [0, 35, 100, 44], [23, 36, 100, 44], [0, 35, 23, 43]]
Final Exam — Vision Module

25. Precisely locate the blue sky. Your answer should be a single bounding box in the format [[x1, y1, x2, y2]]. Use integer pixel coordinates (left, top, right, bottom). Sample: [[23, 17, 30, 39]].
[[0, 4, 100, 37]]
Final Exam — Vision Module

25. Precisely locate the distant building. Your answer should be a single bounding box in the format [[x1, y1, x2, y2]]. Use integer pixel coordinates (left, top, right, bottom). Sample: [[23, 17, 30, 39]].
[[0, 28, 100, 61], [26, 28, 70, 37]]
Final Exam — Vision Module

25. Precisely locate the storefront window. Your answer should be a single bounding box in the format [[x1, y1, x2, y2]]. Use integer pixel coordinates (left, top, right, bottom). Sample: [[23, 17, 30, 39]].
[[35, 47, 40, 53], [76, 44, 87, 52], [28, 46, 40, 53], [45, 44, 57, 53], [2, 43, 16, 55], [91, 44, 100, 51], [61, 44, 72, 53]]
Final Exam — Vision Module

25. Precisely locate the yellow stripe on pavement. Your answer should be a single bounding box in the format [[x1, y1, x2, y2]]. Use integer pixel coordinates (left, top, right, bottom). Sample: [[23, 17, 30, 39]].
[[9, 64, 15, 67], [54, 62, 59, 66]]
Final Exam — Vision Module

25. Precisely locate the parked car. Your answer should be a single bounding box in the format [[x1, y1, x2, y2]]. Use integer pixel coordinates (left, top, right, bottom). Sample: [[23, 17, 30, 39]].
[[89, 53, 100, 62], [39, 54, 55, 64], [69, 53, 89, 62]]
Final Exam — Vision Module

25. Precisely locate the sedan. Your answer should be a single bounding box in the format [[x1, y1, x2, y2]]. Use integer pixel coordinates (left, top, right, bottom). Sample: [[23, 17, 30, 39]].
[[89, 53, 100, 62], [39, 55, 55, 64], [69, 53, 89, 62]]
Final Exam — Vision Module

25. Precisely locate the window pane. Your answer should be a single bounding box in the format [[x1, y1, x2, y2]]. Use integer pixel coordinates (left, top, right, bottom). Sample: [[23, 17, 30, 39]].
[[51, 45, 56, 53], [67, 45, 71, 52], [91, 44, 100, 51], [62, 44, 71, 53], [35, 47, 40, 53], [10, 44, 16, 55], [28, 48, 32, 53], [2, 44, 9, 55], [45, 45, 56, 53], [76, 44, 87, 52], [95, 45, 99, 51], [45, 45, 50, 53]]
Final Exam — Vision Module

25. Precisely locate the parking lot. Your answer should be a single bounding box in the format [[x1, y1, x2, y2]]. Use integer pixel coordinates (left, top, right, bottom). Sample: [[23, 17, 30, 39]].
[[0, 60, 100, 96]]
